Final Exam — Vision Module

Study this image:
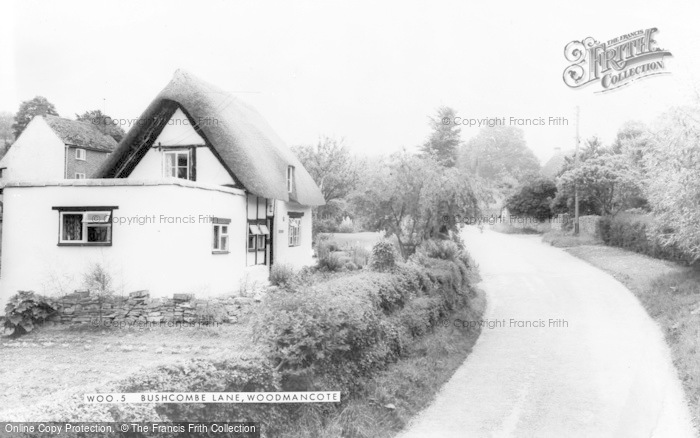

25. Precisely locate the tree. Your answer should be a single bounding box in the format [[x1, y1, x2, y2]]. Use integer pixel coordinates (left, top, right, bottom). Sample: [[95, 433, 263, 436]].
[[553, 154, 643, 217], [459, 126, 540, 195], [505, 177, 557, 220], [0, 111, 13, 158], [76, 110, 126, 142], [353, 152, 478, 259], [420, 106, 461, 167], [644, 105, 700, 262], [12, 96, 59, 139]]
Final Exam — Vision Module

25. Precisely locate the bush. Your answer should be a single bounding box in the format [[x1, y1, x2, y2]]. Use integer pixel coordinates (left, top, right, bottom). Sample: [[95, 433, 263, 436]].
[[3, 291, 57, 336], [418, 239, 459, 261], [370, 240, 398, 271], [270, 263, 297, 287], [598, 216, 690, 263], [313, 217, 340, 235]]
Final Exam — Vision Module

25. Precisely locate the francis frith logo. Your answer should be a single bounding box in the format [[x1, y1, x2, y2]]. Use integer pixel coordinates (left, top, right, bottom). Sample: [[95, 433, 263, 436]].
[[563, 28, 672, 92]]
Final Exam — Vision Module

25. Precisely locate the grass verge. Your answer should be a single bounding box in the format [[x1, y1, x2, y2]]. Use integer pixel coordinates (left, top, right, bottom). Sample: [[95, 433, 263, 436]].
[[566, 245, 700, 429], [541, 230, 600, 247]]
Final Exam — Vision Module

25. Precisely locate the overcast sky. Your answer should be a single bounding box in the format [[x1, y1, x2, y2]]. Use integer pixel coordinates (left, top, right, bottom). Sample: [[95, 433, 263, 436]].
[[1, 0, 699, 162]]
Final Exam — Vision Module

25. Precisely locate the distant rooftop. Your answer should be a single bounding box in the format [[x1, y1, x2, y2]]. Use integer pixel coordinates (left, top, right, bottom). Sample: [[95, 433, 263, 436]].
[[43, 115, 117, 152]]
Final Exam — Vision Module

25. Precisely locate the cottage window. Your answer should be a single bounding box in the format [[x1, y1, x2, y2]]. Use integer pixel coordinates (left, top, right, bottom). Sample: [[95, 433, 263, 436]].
[[163, 151, 190, 179], [213, 225, 229, 252], [75, 148, 86, 161], [287, 166, 295, 193], [58, 210, 113, 245], [288, 217, 301, 247], [248, 221, 269, 252], [75, 173, 86, 179]]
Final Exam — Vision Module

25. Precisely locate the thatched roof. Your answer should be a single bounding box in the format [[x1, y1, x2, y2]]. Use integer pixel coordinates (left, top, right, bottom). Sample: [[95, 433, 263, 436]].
[[43, 115, 117, 152], [97, 70, 325, 206]]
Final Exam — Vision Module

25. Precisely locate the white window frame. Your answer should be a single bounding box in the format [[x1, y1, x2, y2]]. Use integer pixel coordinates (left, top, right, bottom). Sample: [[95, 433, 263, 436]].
[[287, 166, 295, 193], [213, 223, 229, 253], [288, 217, 301, 247], [163, 150, 190, 180], [75, 172, 86, 179], [75, 148, 87, 161], [58, 210, 113, 245]]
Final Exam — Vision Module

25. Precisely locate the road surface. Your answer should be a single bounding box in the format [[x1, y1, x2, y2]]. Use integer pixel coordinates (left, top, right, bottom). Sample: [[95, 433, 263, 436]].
[[397, 227, 696, 438]]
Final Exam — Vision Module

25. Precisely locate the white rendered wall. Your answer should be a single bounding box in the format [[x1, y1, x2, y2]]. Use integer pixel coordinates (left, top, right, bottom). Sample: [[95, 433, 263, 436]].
[[0, 117, 65, 183], [0, 183, 248, 304]]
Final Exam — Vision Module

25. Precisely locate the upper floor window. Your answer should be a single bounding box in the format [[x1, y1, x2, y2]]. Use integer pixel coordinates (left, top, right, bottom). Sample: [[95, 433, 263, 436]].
[[56, 208, 114, 246], [75, 173, 86, 179], [287, 166, 295, 193], [163, 150, 190, 180], [75, 148, 87, 161]]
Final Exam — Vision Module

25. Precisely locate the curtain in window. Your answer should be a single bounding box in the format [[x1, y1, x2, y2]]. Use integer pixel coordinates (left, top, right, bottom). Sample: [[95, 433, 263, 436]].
[[62, 214, 82, 241]]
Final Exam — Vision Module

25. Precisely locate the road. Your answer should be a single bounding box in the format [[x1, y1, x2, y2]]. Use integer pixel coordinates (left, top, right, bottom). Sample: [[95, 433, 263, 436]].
[[397, 227, 696, 438]]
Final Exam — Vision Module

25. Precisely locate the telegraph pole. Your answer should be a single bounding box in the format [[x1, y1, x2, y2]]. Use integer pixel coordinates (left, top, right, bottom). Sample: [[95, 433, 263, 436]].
[[573, 106, 580, 235]]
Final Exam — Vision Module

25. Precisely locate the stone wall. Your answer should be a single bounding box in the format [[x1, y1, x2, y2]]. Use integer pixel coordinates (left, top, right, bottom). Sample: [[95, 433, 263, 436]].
[[46, 290, 257, 326]]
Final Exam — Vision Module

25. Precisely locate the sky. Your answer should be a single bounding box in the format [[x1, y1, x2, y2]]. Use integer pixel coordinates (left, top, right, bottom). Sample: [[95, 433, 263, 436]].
[[1, 0, 699, 163]]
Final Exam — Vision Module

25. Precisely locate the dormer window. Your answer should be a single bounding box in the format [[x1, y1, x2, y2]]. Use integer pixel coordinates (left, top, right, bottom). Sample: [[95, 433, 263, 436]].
[[287, 166, 295, 193], [163, 150, 190, 180]]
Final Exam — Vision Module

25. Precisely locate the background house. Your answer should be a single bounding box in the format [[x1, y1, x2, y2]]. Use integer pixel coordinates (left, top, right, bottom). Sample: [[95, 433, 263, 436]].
[[0, 115, 117, 183]]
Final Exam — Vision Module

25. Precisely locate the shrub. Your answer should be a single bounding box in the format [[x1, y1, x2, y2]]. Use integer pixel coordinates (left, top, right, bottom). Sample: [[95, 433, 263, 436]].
[[313, 218, 340, 235], [598, 216, 691, 263], [270, 263, 297, 287], [418, 239, 459, 261], [3, 291, 57, 336], [370, 240, 398, 271], [318, 252, 344, 272], [344, 244, 371, 268], [338, 217, 356, 233]]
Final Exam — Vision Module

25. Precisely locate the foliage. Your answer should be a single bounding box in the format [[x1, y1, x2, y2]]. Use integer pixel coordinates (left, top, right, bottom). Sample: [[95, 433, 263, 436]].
[[270, 264, 298, 288], [644, 105, 700, 263], [12, 96, 59, 138], [370, 240, 398, 271], [554, 153, 644, 217], [338, 217, 355, 233], [420, 106, 461, 167], [505, 177, 557, 220], [313, 217, 340, 235], [3, 291, 56, 336], [75, 109, 126, 142], [316, 240, 345, 271], [417, 239, 460, 261], [0, 111, 13, 151], [597, 216, 690, 263], [458, 125, 541, 195], [354, 152, 478, 258]]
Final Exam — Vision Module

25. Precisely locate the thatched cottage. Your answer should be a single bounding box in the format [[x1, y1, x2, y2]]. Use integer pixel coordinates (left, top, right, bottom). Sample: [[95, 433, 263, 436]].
[[0, 70, 324, 302]]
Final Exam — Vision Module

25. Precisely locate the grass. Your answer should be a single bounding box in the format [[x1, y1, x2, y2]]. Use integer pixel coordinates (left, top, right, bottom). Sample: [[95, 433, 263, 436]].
[[278, 288, 487, 438], [0, 312, 260, 420], [566, 245, 700, 429]]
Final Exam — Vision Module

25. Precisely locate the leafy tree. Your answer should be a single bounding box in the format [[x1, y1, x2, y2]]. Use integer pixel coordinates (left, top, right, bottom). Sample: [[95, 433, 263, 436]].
[[12, 96, 59, 138], [505, 177, 557, 220], [353, 152, 478, 259], [644, 105, 700, 262], [459, 126, 540, 195], [420, 106, 461, 167], [553, 154, 643, 217], [76, 110, 126, 142], [0, 111, 13, 158]]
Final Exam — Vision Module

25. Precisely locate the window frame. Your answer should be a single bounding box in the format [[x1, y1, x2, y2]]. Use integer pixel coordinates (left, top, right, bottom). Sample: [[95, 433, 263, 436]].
[[163, 150, 190, 180], [75, 148, 87, 161], [288, 217, 301, 247], [212, 224, 229, 253], [286, 166, 295, 193], [75, 172, 86, 179], [54, 207, 116, 246]]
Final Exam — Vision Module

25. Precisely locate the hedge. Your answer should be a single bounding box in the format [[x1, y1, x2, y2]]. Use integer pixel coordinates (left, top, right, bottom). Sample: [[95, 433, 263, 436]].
[[597, 216, 691, 263]]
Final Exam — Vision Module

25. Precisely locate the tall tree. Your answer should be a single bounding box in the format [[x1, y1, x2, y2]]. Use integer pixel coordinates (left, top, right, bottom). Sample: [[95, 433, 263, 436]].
[[505, 177, 557, 220], [12, 96, 59, 139], [76, 110, 125, 142], [645, 105, 700, 262], [420, 106, 461, 167], [459, 126, 540, 194]]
